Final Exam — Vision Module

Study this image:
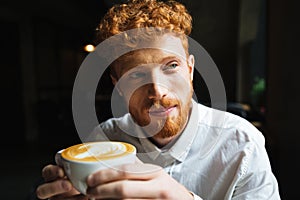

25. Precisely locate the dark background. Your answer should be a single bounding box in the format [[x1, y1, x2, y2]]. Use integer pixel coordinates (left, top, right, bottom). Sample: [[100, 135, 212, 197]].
[[0, 0, 299, 199]]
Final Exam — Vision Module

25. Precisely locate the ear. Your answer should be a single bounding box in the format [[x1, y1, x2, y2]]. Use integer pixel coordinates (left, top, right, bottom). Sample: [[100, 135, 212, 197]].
[[110, 74, 118, 86], [188, 54, 195, 81], [110, 74, 123, 96]]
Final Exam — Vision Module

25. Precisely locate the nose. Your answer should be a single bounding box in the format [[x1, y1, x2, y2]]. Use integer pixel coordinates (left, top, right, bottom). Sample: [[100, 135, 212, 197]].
[[148, 83, 168, 100], [147, 73, 168, 100]]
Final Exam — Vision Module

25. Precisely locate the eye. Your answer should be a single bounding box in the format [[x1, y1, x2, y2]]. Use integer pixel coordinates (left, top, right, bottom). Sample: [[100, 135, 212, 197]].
[[163, 62, 179, 71], [128, 71, 146, 79]]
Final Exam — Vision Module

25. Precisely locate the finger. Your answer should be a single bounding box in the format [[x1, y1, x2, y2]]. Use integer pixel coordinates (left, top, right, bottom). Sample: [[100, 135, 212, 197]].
[[87, 163, 162, 187], [50, 194, 88, 200], [36, 179, 72, 199], [42, 164, 65, 182], [87, 180, 161, 199], [122, 198, 149, 200]]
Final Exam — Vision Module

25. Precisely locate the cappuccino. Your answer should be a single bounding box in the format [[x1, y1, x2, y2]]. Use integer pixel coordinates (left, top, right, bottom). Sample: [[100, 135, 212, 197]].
[[56, 141, 136, 194], [61, 141, 135, 162]]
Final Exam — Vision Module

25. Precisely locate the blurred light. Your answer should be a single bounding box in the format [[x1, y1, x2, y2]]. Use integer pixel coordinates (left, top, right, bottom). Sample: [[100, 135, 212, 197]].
[[84, 44, 95, 52]]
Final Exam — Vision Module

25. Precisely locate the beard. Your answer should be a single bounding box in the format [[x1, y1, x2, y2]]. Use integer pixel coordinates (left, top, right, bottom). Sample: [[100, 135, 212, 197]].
[[129, 93, 192, 139], [149, 99, 188, 139]]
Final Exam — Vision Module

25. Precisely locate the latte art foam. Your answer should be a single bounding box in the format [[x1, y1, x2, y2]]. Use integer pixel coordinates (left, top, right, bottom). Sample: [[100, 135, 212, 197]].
[[61, 142, 136, 162]]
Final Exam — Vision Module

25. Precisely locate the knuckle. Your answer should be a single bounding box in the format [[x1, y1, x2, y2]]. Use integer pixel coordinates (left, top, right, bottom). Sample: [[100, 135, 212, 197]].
[[95, 170, 110, 184], [115, 181, 126, 197], [119, 165, 130, 177], [91, 171, 102, 183], [46, 184, 57, 195], [159, 188, 171, 199]]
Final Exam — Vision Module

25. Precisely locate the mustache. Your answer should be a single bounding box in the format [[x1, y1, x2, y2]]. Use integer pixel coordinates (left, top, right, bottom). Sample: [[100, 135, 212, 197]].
[[146, 98, 180, 109]]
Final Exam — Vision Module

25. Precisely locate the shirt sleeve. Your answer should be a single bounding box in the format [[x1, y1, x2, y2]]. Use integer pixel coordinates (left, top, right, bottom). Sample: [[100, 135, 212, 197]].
[[231, 145, 281, 199], [231, 121, 281, 199]]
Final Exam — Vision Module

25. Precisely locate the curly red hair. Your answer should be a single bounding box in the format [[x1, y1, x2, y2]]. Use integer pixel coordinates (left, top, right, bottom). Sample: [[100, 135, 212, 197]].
[[95, 0, 192, 51]]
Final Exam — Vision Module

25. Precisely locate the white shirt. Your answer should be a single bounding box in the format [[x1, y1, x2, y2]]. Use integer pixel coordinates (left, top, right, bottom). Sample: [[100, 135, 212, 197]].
[[89, 100, 281, 199]]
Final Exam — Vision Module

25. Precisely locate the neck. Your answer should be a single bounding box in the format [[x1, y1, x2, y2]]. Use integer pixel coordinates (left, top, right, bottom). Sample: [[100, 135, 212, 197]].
[[150, 134, 177, 148]]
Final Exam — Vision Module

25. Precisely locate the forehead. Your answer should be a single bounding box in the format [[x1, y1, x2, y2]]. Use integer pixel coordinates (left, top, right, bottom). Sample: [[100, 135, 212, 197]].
[[113, 35, 187, 73]]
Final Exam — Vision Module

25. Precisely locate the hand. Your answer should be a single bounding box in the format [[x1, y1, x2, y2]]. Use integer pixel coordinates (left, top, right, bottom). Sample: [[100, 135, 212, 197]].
[[36, 164, 87, 200], [86, 163, 194, 200]]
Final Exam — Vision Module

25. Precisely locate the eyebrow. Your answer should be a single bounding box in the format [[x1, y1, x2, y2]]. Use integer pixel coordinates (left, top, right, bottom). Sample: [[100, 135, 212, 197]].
[[118, 54, 184, 76], [160, 56, 182, 63]]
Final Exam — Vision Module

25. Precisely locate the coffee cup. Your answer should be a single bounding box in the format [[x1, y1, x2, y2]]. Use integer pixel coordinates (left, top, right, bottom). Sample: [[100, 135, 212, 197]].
[[55, 141, 136, 194]]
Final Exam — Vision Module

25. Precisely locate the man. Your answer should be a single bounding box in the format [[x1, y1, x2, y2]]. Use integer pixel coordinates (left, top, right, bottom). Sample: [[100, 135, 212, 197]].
[[36, 0, 281, 199]]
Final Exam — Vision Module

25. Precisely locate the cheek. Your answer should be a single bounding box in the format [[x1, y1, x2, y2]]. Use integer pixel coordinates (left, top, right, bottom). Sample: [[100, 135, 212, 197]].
[[127, 88, 147, 107], [170, 74, 192, 98]]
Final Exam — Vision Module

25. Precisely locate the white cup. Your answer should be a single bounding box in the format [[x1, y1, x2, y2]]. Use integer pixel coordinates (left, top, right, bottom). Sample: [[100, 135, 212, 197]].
[[55, 141, 136, 194]]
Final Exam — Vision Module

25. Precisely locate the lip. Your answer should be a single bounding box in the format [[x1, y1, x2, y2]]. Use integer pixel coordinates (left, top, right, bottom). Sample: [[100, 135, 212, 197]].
[[148, 106, 176, 117]]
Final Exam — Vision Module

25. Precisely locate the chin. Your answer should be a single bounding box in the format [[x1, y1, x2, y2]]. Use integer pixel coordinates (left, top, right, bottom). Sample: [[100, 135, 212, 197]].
[[154, 119, 182, 139]]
